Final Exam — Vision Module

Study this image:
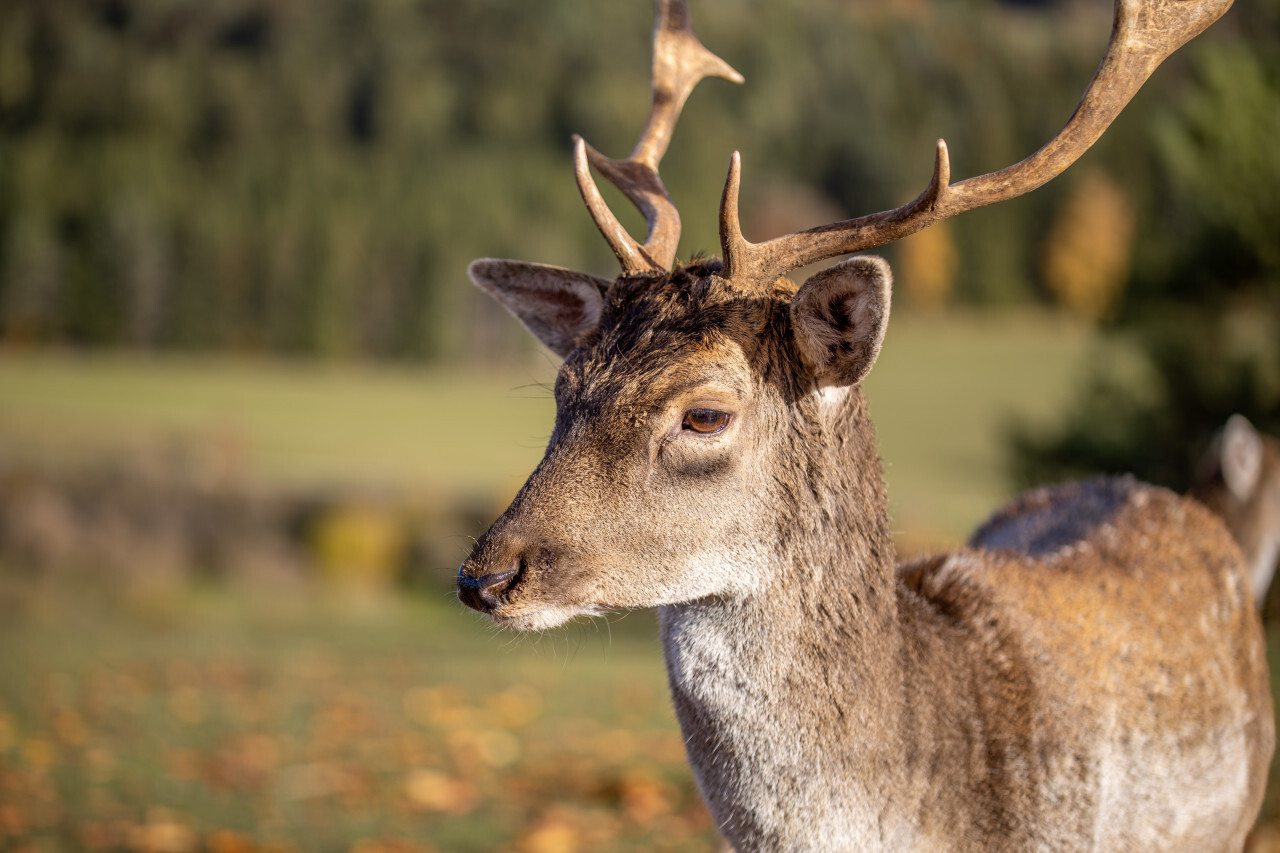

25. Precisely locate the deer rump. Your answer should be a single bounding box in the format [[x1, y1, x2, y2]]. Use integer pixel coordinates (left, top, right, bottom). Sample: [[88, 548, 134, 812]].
[[456, 0, 1273, 851]]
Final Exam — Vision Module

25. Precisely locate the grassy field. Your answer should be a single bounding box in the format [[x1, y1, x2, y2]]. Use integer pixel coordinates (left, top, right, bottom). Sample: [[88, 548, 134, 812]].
[[0, 583, 709, 853], [6, 315, 1278, 853], [0, 352, 560, 505], [0, 309, 1101, 543]]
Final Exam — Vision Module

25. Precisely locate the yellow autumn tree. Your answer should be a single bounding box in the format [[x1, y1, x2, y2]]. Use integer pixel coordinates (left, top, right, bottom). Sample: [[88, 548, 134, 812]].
[[898, 219, 958, 310], [1042, 169, 1135, 321]]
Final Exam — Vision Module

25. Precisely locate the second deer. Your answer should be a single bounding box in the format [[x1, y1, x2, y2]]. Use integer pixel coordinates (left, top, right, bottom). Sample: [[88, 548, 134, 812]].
[[457, 0, 1273, 850], [1193, 414, 1280, 612]]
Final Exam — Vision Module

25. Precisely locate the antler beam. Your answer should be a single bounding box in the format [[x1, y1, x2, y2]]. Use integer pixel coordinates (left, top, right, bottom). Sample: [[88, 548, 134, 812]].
[[720, 0, 1234, 287], [575, 0, 742, 274]]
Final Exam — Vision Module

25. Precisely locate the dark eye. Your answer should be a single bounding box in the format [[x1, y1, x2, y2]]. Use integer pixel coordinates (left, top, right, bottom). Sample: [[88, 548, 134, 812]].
[[682, 409, 730, 435]]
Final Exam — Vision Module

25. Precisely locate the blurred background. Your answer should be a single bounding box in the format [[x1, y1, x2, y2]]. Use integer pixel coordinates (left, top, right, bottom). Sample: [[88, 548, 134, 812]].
[[0, 0, 1276, 850]]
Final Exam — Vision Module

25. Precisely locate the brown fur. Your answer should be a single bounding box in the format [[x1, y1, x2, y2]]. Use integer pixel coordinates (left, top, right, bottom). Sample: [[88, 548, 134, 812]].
[[460, 262, 1274, 852]]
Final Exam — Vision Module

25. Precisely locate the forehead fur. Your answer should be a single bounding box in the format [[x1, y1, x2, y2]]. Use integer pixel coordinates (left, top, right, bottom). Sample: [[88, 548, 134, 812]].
[[560, 260, 805, 406]]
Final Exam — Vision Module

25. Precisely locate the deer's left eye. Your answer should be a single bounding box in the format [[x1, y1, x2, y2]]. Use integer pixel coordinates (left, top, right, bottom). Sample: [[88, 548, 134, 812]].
[[682, 409, 730, 435]]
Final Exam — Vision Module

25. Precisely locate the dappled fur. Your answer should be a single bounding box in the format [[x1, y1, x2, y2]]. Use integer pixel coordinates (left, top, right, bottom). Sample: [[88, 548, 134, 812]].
[[460, 262, 1273, 852]]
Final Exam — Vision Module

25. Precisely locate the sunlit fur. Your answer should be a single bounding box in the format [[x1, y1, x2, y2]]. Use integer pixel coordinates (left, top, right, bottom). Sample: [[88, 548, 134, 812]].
[[461, 259, 1273, 852]]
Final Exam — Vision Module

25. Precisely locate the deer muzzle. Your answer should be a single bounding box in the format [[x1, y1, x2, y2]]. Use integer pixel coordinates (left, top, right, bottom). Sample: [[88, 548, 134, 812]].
[[457, 522, 552, 617], [457, 563, 522, 613]]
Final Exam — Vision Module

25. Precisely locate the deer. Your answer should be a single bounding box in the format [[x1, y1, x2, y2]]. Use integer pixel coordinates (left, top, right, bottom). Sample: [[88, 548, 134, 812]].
[[1192, 414, 1280, 612], [456, 0, 1273, 849]]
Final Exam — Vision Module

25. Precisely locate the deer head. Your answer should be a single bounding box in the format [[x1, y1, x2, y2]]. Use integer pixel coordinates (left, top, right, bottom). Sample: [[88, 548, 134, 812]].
[[1192, 414, 1280, 606], [458, 0, 1234, 630]]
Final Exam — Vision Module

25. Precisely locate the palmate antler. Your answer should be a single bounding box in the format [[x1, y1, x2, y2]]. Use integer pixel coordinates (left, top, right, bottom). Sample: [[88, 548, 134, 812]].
[[717, 0, 1234, 288], [573, 0, 742, 274]]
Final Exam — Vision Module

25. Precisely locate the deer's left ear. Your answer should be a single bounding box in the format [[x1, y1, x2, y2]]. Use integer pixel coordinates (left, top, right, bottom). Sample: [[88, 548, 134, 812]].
[[1221, 414, 1264, 502], [469, 259, 611, 358], [790, 255, 892, 388]]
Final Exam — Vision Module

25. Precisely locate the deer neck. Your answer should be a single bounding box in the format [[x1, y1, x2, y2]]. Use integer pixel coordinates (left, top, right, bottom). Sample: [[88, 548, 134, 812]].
[[657, 386, 910, 843]]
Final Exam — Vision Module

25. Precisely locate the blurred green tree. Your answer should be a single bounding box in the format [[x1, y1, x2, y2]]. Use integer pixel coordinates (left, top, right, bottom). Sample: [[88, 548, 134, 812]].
[[0, 0, 1251, 362], [1009, 16, 1280, 491]]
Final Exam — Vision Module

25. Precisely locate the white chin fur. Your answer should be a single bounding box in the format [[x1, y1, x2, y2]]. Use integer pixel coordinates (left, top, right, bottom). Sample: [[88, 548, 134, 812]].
[[814, 384, 850, 412], [491, 603, 599, 632]]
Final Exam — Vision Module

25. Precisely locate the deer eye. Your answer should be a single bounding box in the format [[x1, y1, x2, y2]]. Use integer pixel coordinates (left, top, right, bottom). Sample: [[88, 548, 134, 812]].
[[682, 409, 730, 435]]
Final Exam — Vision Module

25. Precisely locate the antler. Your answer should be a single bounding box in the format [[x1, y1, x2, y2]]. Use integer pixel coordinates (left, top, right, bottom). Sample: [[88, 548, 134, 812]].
[[575, 0, 743, 274], [720, 0, 1234, 288]]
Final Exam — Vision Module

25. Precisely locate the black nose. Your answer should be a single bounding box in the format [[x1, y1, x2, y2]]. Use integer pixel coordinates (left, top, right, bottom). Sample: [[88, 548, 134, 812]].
[[457, 565, 521, 613]]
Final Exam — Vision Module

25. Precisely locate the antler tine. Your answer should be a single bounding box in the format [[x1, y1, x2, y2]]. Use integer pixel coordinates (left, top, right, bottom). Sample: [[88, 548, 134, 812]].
[[576, 0, 743, 274], [721, 0, 1233, 288], [721, 143, 953, 283]]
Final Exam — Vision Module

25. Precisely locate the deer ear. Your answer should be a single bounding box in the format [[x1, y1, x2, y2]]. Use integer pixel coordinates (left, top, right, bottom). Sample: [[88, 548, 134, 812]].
[[469, 259, 611, 358], [1221, 414, 1264, 501], [790, 255, 892, 388]]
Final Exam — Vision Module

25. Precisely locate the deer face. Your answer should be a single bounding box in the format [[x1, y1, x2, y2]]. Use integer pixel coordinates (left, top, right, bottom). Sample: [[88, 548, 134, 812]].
[[457, 0, 1216, 628], [458, 257, 891, 629]]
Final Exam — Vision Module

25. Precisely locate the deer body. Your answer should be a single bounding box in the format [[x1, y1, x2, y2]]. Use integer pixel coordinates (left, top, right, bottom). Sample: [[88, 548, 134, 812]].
[[659, 443, 1270, 851], [462, 261, 1272, 851], [456, 1, 1271, 849]]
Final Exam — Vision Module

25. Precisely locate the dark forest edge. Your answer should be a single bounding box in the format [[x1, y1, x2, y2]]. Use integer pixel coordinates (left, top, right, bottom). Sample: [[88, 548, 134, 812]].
[[0, 0, 1276, 491]]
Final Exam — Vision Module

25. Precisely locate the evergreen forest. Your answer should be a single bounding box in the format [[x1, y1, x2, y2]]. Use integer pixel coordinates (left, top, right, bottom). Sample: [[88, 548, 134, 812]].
[[1, 0, 1277, 484]]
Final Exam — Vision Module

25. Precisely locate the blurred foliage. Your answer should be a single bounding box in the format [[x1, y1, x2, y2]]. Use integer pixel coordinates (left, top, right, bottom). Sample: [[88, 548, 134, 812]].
[[0, 585, 720, 852], [1041, 168, 1133, 321], [1, 0, 1276, 486], [1010, 4, 1280, 491], [898, 220, 959, 309], [310, 503, 408, 590], [0, 0, 1228, 360]]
